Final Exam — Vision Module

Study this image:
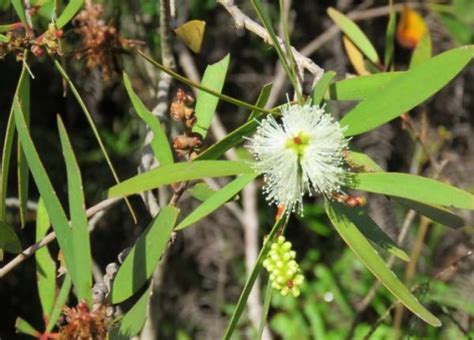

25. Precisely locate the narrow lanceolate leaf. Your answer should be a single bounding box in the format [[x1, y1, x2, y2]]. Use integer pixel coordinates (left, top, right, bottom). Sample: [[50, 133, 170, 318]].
[[13, 101, 80, 301], [57, 116, 92, 306], [15, 317, 40, 337], [0, 34, 8, 42], [176, 172, 258, 230], [350, 172, 474, 210], [192, 54, 230, 138], [196, 120, 259, 160], [1, 63, 29, 221], [248, 83, 272, 121], [0, 23, 19, 32], [46, 274, 72, 332], [188, 182, 217, 201], [384, 3, 396, 67], [0, 220, 22, 253], [11, 0, 27, 26], [343, 35, 370, 75], [17, 65, 30, 228], [327, 7, 380, 64], [123, 72, 173, 166], [325, 201, 441, 327], [396, 198, 464, 229], [224, 217, 285, 339], [327, 72, 403, 101], [54, 60, 136, 222], [110, 206, 179, 303], [348, 151, 464, 229], [341, 46, 474, 136], [56, 0, 84, 28], [199, 83, 273, 160], [108, 161, 254, 198], [410, 32, 432, 68], [35, 199, 56, 318], [334, 205, 409, 261], [109, 286, 151, 339], [312, 71, 336, 105]]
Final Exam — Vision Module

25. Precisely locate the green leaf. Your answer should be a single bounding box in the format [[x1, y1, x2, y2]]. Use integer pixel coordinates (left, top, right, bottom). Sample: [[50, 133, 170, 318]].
[[1, 64, 29, 221], [248, 83, 273, 121], [341, 46, 474, 136], [188, 182, 217, 201], [327, 72, 403, 101], [110, 205, 178, 303], [46, 274, 72, 332], [384, 4, 396, 67], [304, 304, 325, 339], [56, 0, 84, 28], [15, 317, 40, 337], [35, 199, 56, 318], [327, 7, 380, 64], [349, 172, 474, 210], [54, 60, 136, 222], [192, 54, 230, 138], [108, 160, 254, 198], [17, 65, 30, 228], [57, 116, 92, 306], [396, 198, 464, 229], [109, 286, 151, 339], [176, 172, 257, 230], [258, 280, 273, 340], [0, 220, 22, 253], [0, 34, 8, 42], [437, 12, 473, 45], [347, 149, 383, 172], [410, 32, 432, 68], [13, 99, 81, 302], [123, 72, 173, 166], [348, 151, 464, 229], [223, 216, 285, 339], [198, 83, 273, 160], [197, 120, 259, 161], [325, 201, 441, 327], [11, 0, 27, 26], [0, 23, 19, 32], [333, 205, 409, 262], [311, 71, 336, 105]]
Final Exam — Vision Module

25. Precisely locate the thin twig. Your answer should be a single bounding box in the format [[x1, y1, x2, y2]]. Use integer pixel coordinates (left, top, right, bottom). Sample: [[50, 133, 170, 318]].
[[217, 0, 324, 85], [0, 197, 120, 278], [5, 197, 38, 211]]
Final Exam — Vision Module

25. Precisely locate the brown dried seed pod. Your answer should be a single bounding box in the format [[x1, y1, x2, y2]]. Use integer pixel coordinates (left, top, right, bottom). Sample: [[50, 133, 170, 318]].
[[170, 101, 187, 121], [173, 135, 191, 150]]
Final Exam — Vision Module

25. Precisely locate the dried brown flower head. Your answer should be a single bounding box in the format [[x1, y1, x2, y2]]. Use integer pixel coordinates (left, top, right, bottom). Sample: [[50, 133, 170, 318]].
[[58, 302, 110, 340], [72, 0, 143, 81], [0, 23, 63, 60]]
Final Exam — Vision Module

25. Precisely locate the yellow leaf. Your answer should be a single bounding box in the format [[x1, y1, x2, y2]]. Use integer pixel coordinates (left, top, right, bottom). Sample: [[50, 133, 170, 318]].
[[343, 35, 370, 75], [396, 5, 427, 49], [174, 20, 206, 53]]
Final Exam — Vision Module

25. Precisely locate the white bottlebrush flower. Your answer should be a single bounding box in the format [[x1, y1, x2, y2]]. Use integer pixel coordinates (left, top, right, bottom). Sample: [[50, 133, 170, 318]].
[[247, 103, 349, 214]]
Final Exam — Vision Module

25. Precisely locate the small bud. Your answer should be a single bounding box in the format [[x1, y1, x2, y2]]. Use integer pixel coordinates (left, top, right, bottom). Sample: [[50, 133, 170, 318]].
[[31, 45, 45, 57], [54, 30, 64, 39]]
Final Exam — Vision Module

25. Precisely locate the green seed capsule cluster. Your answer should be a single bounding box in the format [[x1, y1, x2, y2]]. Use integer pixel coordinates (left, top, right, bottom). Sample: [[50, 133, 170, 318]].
[[263, 236, 304, 297]]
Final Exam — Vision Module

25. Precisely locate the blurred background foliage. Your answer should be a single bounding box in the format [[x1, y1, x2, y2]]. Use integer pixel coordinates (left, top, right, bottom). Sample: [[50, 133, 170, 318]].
[[0, 0, 473, 339]]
